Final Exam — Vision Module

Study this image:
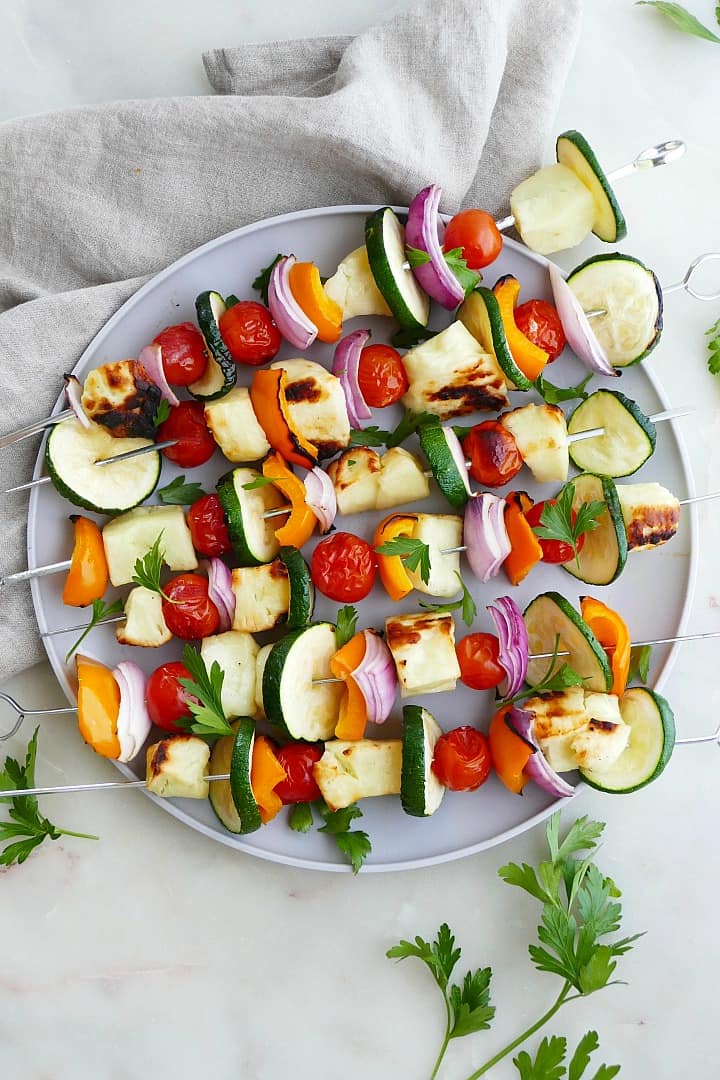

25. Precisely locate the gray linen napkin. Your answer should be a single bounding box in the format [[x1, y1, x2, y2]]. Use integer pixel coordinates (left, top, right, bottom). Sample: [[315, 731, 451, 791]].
[[0, 0, 581, 681]]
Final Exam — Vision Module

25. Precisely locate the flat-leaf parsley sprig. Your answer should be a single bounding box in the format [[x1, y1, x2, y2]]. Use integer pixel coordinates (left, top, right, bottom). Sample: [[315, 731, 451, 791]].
[[374, 536, 432, 585], [532, 483, 605, 569], [177, 644, 234, 738], [64, 598, 124, 663]]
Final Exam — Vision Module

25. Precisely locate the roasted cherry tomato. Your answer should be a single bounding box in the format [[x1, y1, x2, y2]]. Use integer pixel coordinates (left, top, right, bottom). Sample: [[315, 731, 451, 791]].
[[431, 726, 492, 791], [456, 633, 505, 691], [443, 208, 503, 270], [161, 573, 220, 640], [524, 499, 586, 564], [218, 300, 281, 366], [187, 493, 232, 557], [157, 400, 216, 468], [146, 661, 198, 733], [463, 420, 523, 488], [357, 344, 409, 407], [311, 532, 377, 603], [514, 299, 566, 363], [152, 322, 209, 385], [274, 743, 323, 804]]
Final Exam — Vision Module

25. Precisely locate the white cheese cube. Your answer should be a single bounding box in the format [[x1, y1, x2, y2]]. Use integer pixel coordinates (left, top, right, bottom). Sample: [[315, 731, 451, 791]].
[[314, 739, 403, 811], [407, 514, 463, 598], [201, 631, 259, 719], [232, 561, 290, 633], [323, 245, 392, 319], [327, 448, 382, 515], [501, 403, 569, 483], [385, 611, 460, 697], [102, 505, 197, 587], [401, 322, 508, 421], [116, 586, 171, 648], [145, 735, 210, 799], [204, 387, 270, 463], [376, 447, 430, 509]]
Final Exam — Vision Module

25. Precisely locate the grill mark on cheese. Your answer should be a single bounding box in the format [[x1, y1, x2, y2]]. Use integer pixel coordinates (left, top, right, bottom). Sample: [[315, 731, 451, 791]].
[[81, 359, 161, 439], [386, 612, 454, 650], [428, 375, 507, 415], [284, 378, 322, 404], [269, 560, 289, 581], [625, 505, 680, 550], [587, 718, 620, 733]]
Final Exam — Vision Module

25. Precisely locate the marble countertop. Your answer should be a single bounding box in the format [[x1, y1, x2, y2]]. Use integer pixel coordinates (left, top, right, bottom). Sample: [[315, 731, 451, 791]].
[[2, 1, 720, 1077]]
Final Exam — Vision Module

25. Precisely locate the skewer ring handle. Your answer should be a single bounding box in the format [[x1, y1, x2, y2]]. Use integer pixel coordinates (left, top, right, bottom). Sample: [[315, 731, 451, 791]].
[[674, 252, 720, 303]]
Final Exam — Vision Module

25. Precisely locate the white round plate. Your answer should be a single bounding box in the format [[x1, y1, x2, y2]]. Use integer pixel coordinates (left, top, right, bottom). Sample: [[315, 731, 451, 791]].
[[29, 206, 697, 871]]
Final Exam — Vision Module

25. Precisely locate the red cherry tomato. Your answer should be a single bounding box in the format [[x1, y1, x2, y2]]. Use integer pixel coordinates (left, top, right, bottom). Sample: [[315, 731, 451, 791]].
[[456, 633, 505, 691], [274, 743, 323, 804], [146, 661, 198, 733], [357, 344, 409, 408], [431, 726, 492, 791], [187, 494, 232, 557], [463, 421, 523, 488], [152, 322, 209, 386], [514, 299, 566, 363], [524, 500, 586, 564], [161, 573, 220, 640], [218, 300, 281, 366], [157, 401, 216, 468], [443, 209, 503, 270], [310, 532, 377, 603]]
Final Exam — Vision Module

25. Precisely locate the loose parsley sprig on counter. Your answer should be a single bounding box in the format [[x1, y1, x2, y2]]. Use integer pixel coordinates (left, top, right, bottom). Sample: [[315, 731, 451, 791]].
[[706, 315, 720, 374], [637, 1, 720, 44]]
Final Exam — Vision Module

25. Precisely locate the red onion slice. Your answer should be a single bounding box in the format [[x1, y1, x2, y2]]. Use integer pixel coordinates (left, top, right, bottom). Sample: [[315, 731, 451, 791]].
[[113, 661, 152, 763], [487, 596, 529, 699], [350, 629, 397, 725], [64, 374, 91, 429], [304, 467, 337, 533], [505, 706, 575, 798], [205, 558, 235, 632], [547, 262, 618, 378], [268, 254, 318, 350], [331, 329, 372, 429], [463, 494, 511, 583], [406, 184, 465, 310], [137, 344, 180, 407]]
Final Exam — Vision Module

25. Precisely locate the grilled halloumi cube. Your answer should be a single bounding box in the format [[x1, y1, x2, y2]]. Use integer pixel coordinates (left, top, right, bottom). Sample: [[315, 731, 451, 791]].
[[116, 586, 171, 647], [102, 504, 197, 587], [385, 611, 460, 697], [200, 631, 259, 719], [328, 446, 430, 515], [145, 735, 210, 799], [525, 686, 588, 772], [272, 358, 350, 457], [501, 403, 569, 483], [406, 514, 463, 598], [232, 561, 290, 633], [616, 482, 680, 551], [376, 447, 430, 509], [323, 245, 392, 319], [254, 644, 273, 719], [204, 386, 270, 463], [314, 739, 403, 811], [401, 321, 508, 420], [81, 359, 161, 440], [572, 692, 630, 770]]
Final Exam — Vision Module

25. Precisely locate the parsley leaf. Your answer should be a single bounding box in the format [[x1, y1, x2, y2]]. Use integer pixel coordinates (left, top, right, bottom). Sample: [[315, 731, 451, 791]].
[[637, 1, 720, 42], [317, 802, 371, 874], [534, 372, 593, 406], [405, 244, 432, 267], [335, 605, 359, 649], [64, 598, 124, 663], [706, 316, 720, 375], [568, 1030, 600, 1080], [224, 293, 240, 309], [419, 571, 476, 626], [448, 967, 495, 1038], [252, 253, 284, 305], [157, 475, 205, 505], [387, 923, 461, 991], [627, 643, 652, 684], [532, 483, 605, 568], [374, 535, 431, 585], [391, 326, 437, 349], [241, 475, 275, 490], [153, 398, 171, 428], [288, 802, 314, 833], [386, 409, 438, 448], [131, 534, 171, 600], [348, 425, 391, 447], [452, 424, 474, 441], [444, 246, 481, 296], [177, 644, 234, 738], [514, 1034, 567, 1080]]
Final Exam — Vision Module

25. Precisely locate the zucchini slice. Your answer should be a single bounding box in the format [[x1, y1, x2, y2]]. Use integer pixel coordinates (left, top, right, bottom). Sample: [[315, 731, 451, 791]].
[[524, 591, 612, 693], [401, 705, 445, 817], [262, 622, 343, 740], [278, 546, 315, 629], [418, 420, 472, 510], [562, 473, 628, 586], [45, 418, 160, 515], [365, 207, 430, 330], [216, 467, 285, 566], [580, 687, 675, 793], [456, 287, 532, 391], [208, 719, 260, 835], [567, 254, 663, 367], [188, 291, 237, 401], [556, 130, 627, 243], [568, 390, 656, 477]]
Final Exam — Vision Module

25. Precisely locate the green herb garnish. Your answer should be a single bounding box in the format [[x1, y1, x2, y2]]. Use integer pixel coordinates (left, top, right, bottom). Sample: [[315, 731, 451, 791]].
[[241, 475, 275, 490], [131, 534, 172, 601], [335, 605, 359, 649], [177, 644, 234, 738], [444, 246, 481, 296], [374, 535, 431, 585], [628, 644, 652, 685], [65, 598, 125, 663], [317, 802, 371, 874], [391, 326, 437, 349], [706, 316, 720, 374], [637, 1, 720, 43], [386, 408, 438, 448], [532, 482, 605, 569], [348, 425, 391, 448], [405, 245, 432, 267], [153, 398, 171, 427], [288, 802, 315, 833], [157, 475, 206, 505], [534, 371, 593, 405], [418, 571, 477, 626], [252, 253, 284, 305]]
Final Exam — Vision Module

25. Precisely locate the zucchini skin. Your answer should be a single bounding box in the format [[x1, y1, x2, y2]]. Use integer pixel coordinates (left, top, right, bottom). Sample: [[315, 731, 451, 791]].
[[188, 291, 237, 401], [562, 473, 628, 586], [229, 718, 262, 833], [567, 390, 656, 478], [556, 129, 627, 243], [278, 546, 314, 630], [524, 590, 612, 692], [457, 287, 532, 391], [44, 426, 161, 516], [262, 626, 309, 734], [418, 421, 469, 510], [581, 688, 676, 794], [400, 705, 429, 817], [364, 207, 429, 330]]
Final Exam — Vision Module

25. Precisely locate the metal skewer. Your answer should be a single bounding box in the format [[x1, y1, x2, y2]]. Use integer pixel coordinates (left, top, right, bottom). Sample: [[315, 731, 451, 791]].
[[0, 409, 74, 450], [584, 251, 720, 319], [2, 439, 179, 497]]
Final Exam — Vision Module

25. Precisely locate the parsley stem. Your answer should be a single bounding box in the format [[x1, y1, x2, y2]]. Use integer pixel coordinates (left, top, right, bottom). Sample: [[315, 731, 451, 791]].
[[429, 997, 453, 1080], [56, 828, 99, 841]]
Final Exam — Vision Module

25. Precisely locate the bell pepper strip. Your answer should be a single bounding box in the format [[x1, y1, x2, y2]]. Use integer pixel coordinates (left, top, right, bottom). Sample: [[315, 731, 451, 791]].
[[580, 596, 631, 696], [330, 631, 369, 740], [75, 654, 121, 759], [62, 516, 109, 607], [251, 736, 288, 824], [249, 368, 318, 470], [372, 514, 418, 602], [503, 495, 542, 587], [488, 704, 534, 795], [492, 276, 549, 381], [288, 261, 343, 344], [261, 451, 316, 548]]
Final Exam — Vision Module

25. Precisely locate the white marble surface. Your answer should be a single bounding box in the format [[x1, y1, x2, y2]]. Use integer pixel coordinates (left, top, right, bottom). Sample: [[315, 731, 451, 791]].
[[2, 1, 720, 1077]]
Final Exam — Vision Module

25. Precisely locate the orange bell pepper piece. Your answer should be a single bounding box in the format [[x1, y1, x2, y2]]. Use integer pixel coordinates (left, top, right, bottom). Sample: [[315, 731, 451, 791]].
[[62, 516, 109, 607], [288, 262, 343, 344], [251, 736, 288, 824], [262, 451, 316, 549], [489, 705, 534, 795], [493, 276, 549, 381], [580, 596, 631, 697], [75, 654, 121, 759], [503, 495, 542, 587], [330, 631, 368, 740], [373, 513, 417, 602], [249, 368, 318, 470]]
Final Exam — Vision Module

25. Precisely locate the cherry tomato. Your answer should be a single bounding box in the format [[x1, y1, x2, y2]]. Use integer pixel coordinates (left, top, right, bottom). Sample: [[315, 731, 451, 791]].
[[152, 322, 209, 385], [514, 299, 566, 363], [431, 726, 492, 791], [146, 661, 198, 733], [218, 300, 281, 366], [357, 344, 409, 407], [274, 743, 323, 804], [524, 500, 586, 564], [443, 209, 503, 270], [161, 573, 220, 640], [187, 494, 232, 557], [463, 421, 523, 488], [157, 401, 216, 468], [456, 633, 505, 691], [310, 532, 377, 603]]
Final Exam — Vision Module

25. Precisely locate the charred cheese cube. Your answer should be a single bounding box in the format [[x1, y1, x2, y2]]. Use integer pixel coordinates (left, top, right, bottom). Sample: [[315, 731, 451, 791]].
[[571, 693, 630, 771], [327, 447, 382, 515], [204, 387, 270, 463], [376, 447, 430, 509], [232, 561, 290, 633], [401, 322, 508, 420], [525, 686, 588, 773], [385, 611, 460, 697], [616, 482, 680, 552], [272, 358, 350, 457], [145, 735, 210, 799], [116, 587, 172, 647], [314, 739, 403, 811], [501, 403, 569, 483], [81, 360, 161, 440]]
